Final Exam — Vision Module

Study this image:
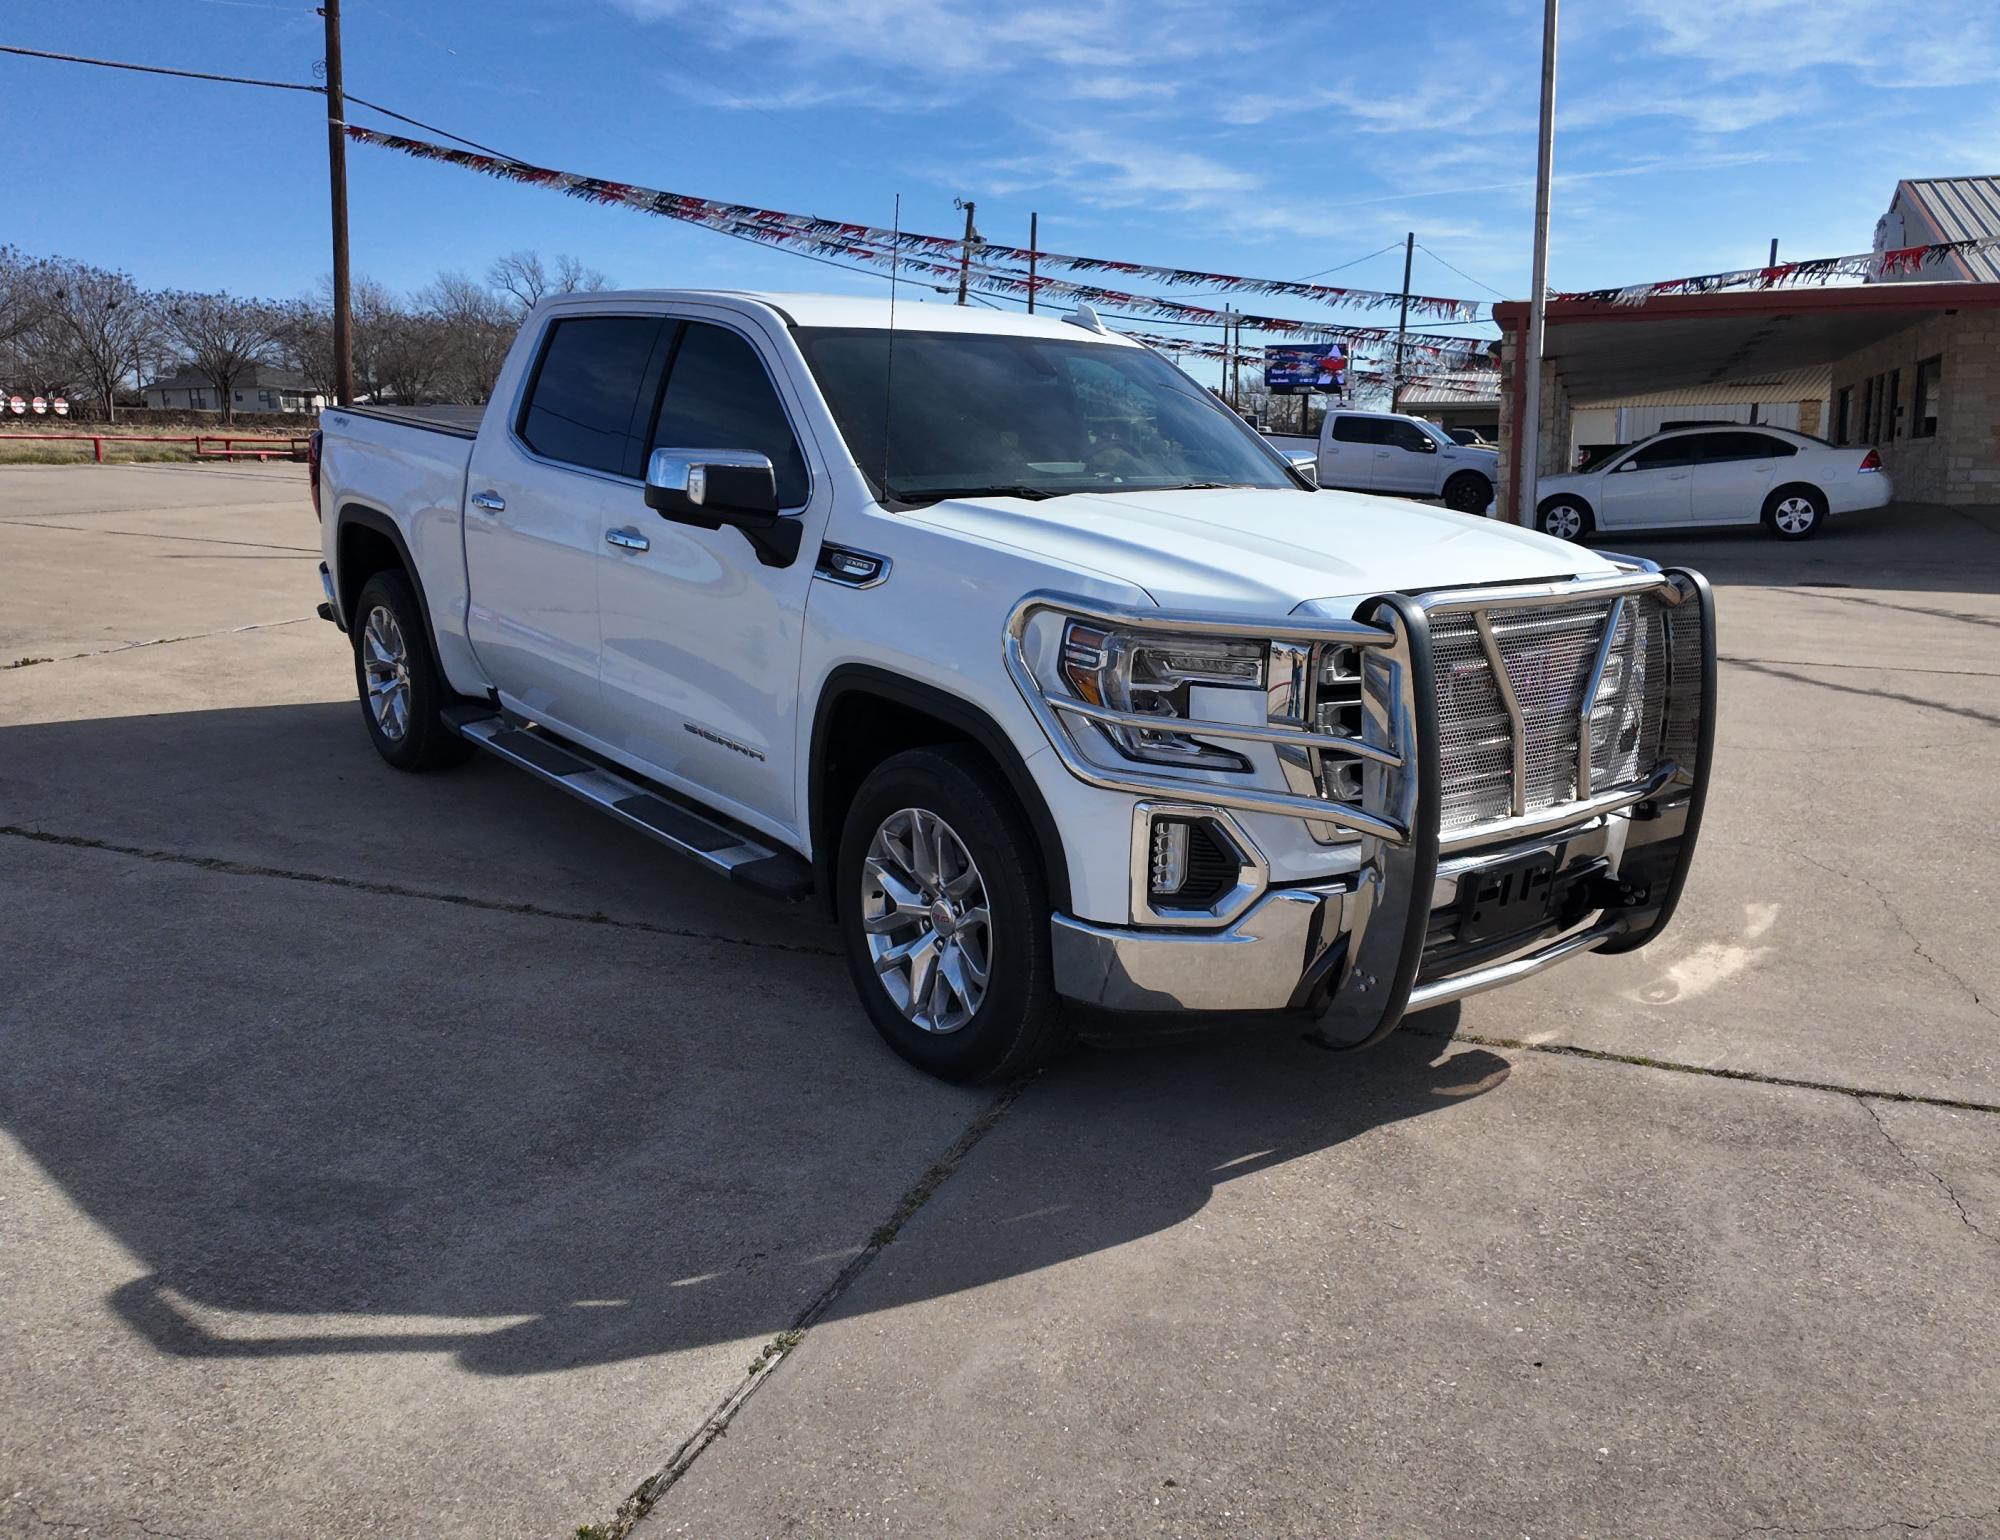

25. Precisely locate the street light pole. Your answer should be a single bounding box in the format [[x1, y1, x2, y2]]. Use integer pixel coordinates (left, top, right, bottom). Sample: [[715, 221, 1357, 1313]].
[[320, 0, 354, 406], [1515, 0, 1558, 526]]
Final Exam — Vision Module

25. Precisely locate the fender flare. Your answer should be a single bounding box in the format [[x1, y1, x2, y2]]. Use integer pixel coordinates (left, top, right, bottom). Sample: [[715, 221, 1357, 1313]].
[[332, 502, 445, 667], [809, 664, 1073, 913]]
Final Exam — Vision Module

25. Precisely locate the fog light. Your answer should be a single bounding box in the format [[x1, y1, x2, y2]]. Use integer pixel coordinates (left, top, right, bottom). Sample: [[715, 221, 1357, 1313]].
[[1149, 819, 1191, 896]]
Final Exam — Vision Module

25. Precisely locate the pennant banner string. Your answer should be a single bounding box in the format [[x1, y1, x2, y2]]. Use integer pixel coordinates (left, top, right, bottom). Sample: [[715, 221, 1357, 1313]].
[[344, 124, 1493, 323], [1551, 236, 2000, 305]]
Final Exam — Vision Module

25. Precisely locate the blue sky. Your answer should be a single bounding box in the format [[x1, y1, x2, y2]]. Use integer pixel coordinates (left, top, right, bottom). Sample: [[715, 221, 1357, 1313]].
[[6, 0, 1998, 384]]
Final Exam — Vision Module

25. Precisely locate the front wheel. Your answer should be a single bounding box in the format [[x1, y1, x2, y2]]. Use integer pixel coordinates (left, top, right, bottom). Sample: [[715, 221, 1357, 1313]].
[[1442, 472, 1492, 514], [1537, 497, 1593, 542], [1765, 484, 1826, 540], [836, 746, 1068, 1084]]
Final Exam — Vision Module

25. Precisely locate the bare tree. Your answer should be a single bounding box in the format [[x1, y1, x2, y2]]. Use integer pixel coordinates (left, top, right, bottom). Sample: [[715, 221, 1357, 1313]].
[[156, 291, 280, 423], [421, 271, 514, 402], [0, 245, 50, 353], [43, 260, 155, 422], [372, 308, 444, 405], [487, 249, 609, 315]]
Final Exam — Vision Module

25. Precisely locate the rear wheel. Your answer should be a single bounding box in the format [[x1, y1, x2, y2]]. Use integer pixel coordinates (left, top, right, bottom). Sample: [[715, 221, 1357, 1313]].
[[1442, 472, 1492, 514], [351, 569, 474, 772], [837, 746, 1068, 1084], [1765, 484, 1826, 540], [1537, 496, 1593, 542]]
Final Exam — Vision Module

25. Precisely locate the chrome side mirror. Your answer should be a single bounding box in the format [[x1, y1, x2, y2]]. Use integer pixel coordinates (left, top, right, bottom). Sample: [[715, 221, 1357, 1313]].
[[644, 448, 799, 568], [1284, 450, 1320, 487]]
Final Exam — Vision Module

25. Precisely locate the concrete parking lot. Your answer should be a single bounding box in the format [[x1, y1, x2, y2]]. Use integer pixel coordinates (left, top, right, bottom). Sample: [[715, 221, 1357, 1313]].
[[2, 463, 1996, 1539]]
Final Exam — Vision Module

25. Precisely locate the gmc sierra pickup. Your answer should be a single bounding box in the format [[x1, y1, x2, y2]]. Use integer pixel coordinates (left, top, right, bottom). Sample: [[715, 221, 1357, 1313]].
[[311, 291, 1714, 1084]]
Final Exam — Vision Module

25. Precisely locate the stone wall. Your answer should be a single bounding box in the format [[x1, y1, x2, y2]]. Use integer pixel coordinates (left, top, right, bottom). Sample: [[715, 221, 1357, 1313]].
[[1828, 310, 2000, 505]]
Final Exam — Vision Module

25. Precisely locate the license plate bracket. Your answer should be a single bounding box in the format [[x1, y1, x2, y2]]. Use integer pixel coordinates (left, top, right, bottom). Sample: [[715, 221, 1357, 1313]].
[[1457, 847, 1562, 944]]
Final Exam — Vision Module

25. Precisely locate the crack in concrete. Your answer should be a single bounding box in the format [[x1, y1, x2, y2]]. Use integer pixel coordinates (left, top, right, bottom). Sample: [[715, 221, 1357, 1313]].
[[1727, 1504, 2000, 1538], [1, 518, 319, 553], [0, 825, 840, 957], [1719, 652, 2000, 680], [1860, 1098, 1998, 1250], [594, 1080, 1030, 1539], [1785, 848, 1999, 1025], [8, 1496, 202, 1540], [1403, 1022, 2000, 1116], [23, 616, 317, 663]]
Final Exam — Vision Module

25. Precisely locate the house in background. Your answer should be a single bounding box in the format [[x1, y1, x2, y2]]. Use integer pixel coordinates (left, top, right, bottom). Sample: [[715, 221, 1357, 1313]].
[[142, 365, 325, 414]]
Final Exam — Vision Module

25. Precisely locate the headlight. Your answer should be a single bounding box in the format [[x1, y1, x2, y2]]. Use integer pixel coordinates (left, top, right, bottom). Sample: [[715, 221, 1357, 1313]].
[[1058, 619, 1264, 771]]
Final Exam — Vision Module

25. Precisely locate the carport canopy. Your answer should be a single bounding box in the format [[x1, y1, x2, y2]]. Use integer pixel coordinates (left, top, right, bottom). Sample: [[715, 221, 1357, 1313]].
[[1490, 280, 2000, 517]]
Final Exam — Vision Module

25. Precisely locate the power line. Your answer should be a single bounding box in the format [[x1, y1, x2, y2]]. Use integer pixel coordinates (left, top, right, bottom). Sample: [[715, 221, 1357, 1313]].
[[0, 42, 320, 91], [0, 42, 521, 160], [341, 93, 515, 158], [1417, 243, 1513, 302], [1298, 241, 1406, 281]]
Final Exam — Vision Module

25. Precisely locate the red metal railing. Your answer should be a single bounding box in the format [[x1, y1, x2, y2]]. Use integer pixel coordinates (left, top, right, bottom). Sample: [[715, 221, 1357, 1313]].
[[0, 433, 310, 463]]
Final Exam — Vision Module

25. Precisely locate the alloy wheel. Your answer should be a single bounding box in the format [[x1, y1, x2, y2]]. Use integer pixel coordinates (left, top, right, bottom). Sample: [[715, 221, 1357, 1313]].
[[1543, 502, 1584, 540], [1774, 495, 1817, 535], [361, 604, 412, 741], [860, 807, 992, 1035]]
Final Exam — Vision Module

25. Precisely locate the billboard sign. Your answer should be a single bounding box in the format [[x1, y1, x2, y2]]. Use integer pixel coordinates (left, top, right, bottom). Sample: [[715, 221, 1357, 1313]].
[[1264, 343, 1346, 396]]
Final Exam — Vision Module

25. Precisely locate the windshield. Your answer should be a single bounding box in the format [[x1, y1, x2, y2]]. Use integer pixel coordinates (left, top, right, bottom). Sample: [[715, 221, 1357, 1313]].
[[794, 326, 1301, 503]]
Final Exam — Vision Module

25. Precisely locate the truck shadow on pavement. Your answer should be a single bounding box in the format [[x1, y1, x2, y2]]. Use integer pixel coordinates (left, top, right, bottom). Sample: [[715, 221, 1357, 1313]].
[[0, 697, 1505, 1379], [78, 1016, 1503, 1378]]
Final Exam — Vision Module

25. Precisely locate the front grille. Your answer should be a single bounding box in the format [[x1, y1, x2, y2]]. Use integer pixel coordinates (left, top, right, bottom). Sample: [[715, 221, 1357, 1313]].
[[1424, 590, 1680, 835]]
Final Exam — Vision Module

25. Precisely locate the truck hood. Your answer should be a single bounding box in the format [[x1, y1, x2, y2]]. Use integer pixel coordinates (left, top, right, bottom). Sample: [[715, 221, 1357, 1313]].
[[906, 486, 1613, 614]]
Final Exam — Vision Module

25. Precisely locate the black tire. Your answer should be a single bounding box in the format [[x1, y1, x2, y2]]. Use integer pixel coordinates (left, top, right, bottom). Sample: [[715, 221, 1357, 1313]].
[[1764, 483, 1826, 540], [836, 745, 1069, 1084], [1537, 495, 1594, 542], [351, 569, 474, 772], [1442, 472, 1492, 514]]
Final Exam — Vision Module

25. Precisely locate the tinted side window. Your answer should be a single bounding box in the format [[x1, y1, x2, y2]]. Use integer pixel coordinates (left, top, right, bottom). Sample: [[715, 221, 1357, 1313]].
[[518, 315, 666, 477], [652, 322, 809, 508], [1384, 420, 1434, 453], [1331, 416, 1383, 444], [1627, 437, 1696, 470]]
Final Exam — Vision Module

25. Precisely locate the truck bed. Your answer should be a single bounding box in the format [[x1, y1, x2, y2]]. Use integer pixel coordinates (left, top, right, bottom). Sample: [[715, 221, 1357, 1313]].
[[338, 404, 485, 439]]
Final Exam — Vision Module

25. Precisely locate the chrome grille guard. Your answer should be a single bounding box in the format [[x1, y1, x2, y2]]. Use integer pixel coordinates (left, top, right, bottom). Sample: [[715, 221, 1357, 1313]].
[[1005, 562, 1716, 1050]]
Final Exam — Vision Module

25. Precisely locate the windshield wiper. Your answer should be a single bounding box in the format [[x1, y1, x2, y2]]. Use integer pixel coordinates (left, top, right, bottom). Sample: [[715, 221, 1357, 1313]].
[[1099, 481, 1245, 493], [891, 484, 1064, 505]]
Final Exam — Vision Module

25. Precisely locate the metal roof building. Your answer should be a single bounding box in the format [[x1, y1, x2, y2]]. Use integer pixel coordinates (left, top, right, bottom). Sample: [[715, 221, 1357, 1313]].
[[1876, 177, 2000, 283]]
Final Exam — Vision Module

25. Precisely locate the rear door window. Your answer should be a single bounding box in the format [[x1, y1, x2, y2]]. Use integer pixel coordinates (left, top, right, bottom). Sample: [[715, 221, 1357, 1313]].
[[517, 315, 668, 478], [650, 322, 810, 508], [1331, 416, 1385, 445]]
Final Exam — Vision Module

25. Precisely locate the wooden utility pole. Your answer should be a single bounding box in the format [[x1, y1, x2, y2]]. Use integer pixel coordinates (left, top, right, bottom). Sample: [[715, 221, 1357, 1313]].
[[954, 198, 977, 306], [320, 0, 354, 405], [1391, 229, 1414, 411], [1027, 212, 1038, 313]]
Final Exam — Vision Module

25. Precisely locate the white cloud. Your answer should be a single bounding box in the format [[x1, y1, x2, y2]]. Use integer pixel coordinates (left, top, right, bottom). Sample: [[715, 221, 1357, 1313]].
[[1621, 0, 2000, 87]]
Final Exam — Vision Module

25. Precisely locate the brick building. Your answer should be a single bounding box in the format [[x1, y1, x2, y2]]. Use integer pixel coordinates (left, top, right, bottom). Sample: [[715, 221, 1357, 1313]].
[[1490, 282, 2000, 522]]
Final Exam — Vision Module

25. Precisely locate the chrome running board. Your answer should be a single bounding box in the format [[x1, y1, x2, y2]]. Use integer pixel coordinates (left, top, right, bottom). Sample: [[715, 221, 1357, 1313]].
[[446, 708, 812, 901]]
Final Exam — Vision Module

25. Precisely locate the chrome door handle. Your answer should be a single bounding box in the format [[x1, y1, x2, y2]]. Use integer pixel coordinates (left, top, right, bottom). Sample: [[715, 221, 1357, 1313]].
[[470, 491, 506, 513], [605, 528, 651, 552]]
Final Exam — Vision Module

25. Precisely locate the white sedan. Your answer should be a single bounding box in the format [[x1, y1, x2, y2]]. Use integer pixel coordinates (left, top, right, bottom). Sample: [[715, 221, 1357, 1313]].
[[1534, 426, 1891, 541]]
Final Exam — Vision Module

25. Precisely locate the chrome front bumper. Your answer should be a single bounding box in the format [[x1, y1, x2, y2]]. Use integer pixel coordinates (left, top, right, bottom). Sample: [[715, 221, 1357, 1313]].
[[1051, 815, 1639, 1018], [1029, 565, 1717, 1044]]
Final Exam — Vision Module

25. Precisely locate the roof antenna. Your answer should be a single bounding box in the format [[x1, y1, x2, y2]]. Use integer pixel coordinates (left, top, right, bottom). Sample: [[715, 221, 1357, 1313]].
[[881, 192, 900, 499]]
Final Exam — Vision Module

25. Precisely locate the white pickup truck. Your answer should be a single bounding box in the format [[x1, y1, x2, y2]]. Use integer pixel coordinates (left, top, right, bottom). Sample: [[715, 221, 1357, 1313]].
[[311, 291, 1713, 1084], [1268, 407, 1500, 513]]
